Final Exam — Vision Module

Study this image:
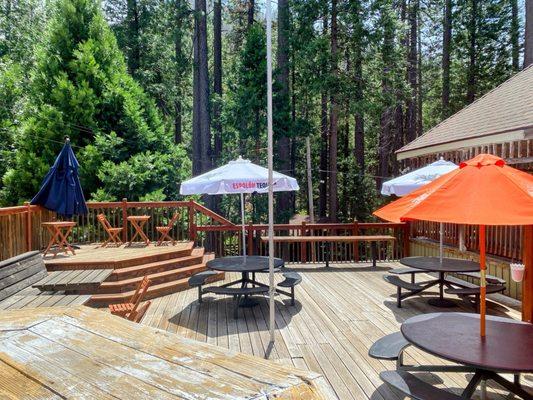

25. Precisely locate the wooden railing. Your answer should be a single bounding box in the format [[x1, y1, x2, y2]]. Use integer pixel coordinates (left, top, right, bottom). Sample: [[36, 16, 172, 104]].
[[413, 221, 523, 262], [0, 200, 407, 263]]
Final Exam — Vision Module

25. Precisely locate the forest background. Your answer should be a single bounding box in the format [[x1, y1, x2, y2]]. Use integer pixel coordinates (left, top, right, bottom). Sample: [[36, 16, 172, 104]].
[[0, 0, 530, 223]]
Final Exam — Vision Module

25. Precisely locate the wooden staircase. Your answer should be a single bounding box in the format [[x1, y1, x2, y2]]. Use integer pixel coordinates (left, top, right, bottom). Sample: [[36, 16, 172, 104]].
[[43, 242, 224, 306]]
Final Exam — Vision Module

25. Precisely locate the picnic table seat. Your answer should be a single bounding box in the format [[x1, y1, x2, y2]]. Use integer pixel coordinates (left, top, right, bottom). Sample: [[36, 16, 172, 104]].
[[277, 271, 302, 306], [383, 275, 424, 308], [390, 267, 426, 283], [455, 271, 506, 285], [445, 282, 505, 311], [188, 270, 220, 303], [380, 370, 463, 400], [368, 332, 410, 369], [203, 285, 269, 318]]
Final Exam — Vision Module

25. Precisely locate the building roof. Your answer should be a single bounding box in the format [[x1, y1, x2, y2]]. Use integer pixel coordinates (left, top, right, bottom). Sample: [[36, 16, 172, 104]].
[[397, 65, 533, 160]]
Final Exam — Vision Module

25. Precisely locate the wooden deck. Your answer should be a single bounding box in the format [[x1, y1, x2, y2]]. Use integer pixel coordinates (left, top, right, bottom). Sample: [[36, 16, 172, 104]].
[[0, 306, 332, 399], [141, 262, 531, 400]]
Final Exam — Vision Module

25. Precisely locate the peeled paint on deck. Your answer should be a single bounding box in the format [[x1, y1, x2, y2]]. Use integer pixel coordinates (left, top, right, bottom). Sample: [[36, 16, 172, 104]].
[[0, 307, 331, 399]]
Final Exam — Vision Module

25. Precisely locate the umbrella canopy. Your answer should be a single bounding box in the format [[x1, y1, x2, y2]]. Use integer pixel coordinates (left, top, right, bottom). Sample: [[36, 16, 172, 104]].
[[374, 153, 533, 336], [381, 158, 458, 197], [374, 154, 533, 225], [180, 156, 299, 195], [31, 139, 88, 218]]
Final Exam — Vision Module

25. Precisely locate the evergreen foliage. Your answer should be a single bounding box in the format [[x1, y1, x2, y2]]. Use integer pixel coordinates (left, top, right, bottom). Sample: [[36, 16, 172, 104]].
[[1, 0, 189, 204]]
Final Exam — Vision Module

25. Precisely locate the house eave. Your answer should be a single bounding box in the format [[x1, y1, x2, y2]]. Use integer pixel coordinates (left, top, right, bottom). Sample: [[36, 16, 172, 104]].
[[396, 129, 531, 161]]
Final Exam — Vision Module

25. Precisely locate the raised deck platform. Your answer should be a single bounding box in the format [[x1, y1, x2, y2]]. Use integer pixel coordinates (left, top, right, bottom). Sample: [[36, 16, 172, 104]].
[[43, 243, 224, 305]]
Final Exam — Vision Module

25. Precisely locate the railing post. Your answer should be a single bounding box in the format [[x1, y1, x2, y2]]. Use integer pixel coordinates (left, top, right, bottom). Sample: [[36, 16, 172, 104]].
[[189, 201, 197, 243], [24, 202, 32, 252], [121, 198, 128, 242], [352, 220, 359, 262], [248, 222, 254, 255], [299, 222, 307, 263], [522, 225, 533, 323], [403, 222, 410, 258]]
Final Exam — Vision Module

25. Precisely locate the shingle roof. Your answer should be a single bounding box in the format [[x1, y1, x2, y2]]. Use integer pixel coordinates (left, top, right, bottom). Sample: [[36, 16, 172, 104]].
[[397, 65, 533, 157]]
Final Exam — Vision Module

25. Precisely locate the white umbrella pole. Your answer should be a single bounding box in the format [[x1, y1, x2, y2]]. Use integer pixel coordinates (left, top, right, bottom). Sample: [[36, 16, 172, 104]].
[[266, 0, 275, 345], [241, 193, 246, 256], [439, 222, 444, 264]]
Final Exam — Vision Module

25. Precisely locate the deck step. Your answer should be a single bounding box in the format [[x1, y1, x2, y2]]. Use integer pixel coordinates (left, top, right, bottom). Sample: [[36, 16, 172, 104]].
[[107, 248, 206, 281], [90, 258, 222, 305], [97, 256, 213, 293]]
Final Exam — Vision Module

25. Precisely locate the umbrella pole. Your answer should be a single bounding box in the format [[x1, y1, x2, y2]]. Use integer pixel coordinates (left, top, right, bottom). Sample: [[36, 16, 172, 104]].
[[241, 193, 246, 256], [439, 222, 444, 264], [479, 225, 486, 337], [266, 0, 275, 345]]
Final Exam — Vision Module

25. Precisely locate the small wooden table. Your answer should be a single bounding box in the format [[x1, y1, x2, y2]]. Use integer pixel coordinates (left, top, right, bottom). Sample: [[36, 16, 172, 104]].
[[0, 306, 332, 399], [262, 235, 396, 267], [42, 221, 77, 257], [126, 215, 151, 246]]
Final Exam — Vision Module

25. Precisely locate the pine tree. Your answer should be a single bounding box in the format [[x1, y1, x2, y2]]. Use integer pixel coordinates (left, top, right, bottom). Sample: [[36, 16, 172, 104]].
[[1, 0, 189, 204]]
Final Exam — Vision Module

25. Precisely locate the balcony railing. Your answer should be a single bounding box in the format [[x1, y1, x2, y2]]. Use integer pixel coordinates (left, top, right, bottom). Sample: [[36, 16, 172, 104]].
[[0, 200, 408, 263]]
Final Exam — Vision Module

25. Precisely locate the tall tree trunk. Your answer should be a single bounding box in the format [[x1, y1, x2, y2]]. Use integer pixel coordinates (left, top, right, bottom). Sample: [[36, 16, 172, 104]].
[[417, 14, 423, 136], [406, 0, 418, 143], [319, 91, 328, 219], [524, 0, 533, 68], [352, 0, 365, 172], [319, 15, 329, 220], [511, 0, 519, 71], [442, 0, 452, 118], [274, 0, 292, 222], [213, 0, 222, 162], [173, 0, 185, 144], [247, 0, 254, 28], [379, 6, 395, 189], [466, 0, 477, 104], [192, 0, 211, 176], [126, 0, 141, 76], [328, 0, 339, 222]]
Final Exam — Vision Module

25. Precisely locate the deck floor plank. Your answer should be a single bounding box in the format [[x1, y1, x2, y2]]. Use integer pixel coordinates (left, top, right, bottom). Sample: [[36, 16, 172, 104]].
[[142, 261, 529, 400]]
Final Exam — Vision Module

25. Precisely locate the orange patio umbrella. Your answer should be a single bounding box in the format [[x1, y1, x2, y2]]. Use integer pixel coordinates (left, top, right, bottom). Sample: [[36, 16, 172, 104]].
[[374, 154, 533, 336]]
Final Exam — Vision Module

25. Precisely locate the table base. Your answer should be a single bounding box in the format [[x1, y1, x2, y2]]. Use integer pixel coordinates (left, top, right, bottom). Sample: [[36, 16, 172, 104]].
[[427, 298, 457, 308]]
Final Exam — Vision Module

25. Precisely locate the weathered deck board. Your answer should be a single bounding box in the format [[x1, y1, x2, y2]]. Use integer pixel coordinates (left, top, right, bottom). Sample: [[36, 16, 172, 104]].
[[0, 306, 331, 399], [142, 262, 530, 400]]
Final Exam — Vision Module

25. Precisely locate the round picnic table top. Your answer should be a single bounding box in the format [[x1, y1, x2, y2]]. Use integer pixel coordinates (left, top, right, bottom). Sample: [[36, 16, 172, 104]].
[[207, 256, 284, 273], [401, 312, 533, 373], [400, 256, 480, 273]]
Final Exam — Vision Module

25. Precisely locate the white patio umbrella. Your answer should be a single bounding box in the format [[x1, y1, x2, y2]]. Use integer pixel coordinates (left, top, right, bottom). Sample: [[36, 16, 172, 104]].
[[179, 156, 299, 255], [381, 158, 458, 196], [381, 158, 458, 263]]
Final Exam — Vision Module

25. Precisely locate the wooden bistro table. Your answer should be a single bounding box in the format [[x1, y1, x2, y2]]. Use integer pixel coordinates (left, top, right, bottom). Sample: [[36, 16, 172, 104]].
[[42, 221, 77, 257], [400, 256, 480, 307], [0, 306, 333, 399], [402, 312, 533, 399], [126, 215, 151, 246]]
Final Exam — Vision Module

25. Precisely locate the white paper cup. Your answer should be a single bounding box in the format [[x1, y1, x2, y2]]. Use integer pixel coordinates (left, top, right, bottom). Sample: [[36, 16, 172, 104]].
[[510, 263, 525, 283]]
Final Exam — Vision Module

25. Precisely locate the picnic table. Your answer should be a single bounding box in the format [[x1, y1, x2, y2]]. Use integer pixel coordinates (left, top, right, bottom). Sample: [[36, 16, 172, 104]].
[[401, 312, 533, 399], [0, 306, 332, 399], [126, 215, 151, 246], [262, 235, 396, 267], [206, 256, 284, 307], [33, 269, 112, 292], [42, 221, 77, 257], [400, 256, 480, 307]]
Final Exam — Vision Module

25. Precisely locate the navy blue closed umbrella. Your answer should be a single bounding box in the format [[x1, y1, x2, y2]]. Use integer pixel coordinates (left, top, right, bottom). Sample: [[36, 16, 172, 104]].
[[31, 138, 88, 218]]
